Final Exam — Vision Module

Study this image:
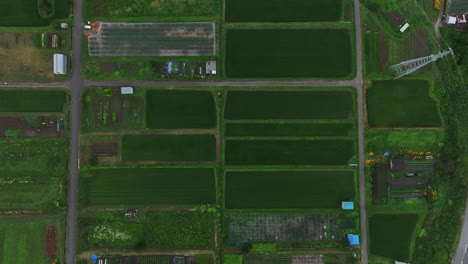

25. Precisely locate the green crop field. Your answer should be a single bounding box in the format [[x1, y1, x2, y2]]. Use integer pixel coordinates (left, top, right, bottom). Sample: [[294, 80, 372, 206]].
[[121, 135, 216, 162], [146, 90, 216, 129], [225, 170, 355, 208], [366, 129, 444, 152], [370, 214, 419, 261], [0, 138, 68, 210], [84, 168, 216, 206], [225, 29, 353, 78], [225, 140, 354, 165], [0, 0, 70, 26], [0, 217, 62, 263], [225, 91, 353, 119], [225, 0, 342, 22], [366, 80, 442, 127], [226, 123, 353, 137], [0, 90, 67, 112]]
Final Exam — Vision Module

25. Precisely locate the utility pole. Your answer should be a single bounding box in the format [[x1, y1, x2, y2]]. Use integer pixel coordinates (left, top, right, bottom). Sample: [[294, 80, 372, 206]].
[[389, 49, 453, 79]]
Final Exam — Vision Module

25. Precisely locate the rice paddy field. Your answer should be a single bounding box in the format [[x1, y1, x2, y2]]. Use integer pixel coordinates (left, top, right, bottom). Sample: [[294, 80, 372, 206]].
[[225, 0, 342, 22], [225, 140, 355, 166], [121, 135, 216, 162], [226, 123, 353, 137], [0, 216, 63, 263], [0, 0, 70, 26], [84, 168, 216, 206], [0, 90, 67, 113], [225, 170, 355, 208], [366, 80, 442, 127], [225, 91, 353, 119], [88, 22, 216, 57], [370, 214, 419, 261], [225, 29, 353, 78], [146, 90, 217, 129]]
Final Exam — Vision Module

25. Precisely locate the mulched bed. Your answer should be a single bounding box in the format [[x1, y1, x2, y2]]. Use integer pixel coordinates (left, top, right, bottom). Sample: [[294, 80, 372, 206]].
[[46, 225, 57, 259], [91, 142, 118, 156], [100, 62, 117, 73]]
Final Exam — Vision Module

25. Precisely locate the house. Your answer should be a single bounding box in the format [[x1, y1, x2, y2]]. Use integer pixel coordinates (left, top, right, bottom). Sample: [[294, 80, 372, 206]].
[[347, 234, 360, 245], [457, 14, 467, 23], [390, 159, 405, 172], [341, 201, 354, 210], [206, 61, 216, 75], [53, 54, 67, 75], [121, 87, 133, 95]]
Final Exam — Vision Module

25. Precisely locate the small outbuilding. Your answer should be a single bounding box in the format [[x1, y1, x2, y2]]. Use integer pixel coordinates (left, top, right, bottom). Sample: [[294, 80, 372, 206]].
[[347, 234, 360, 245], [53, 54, 67, 75], [341, 201, 354, 210], [447, 16, 457, 24], [399, 23, 410, 32], [60, 23, 69, 29], [121, 87, 134, 95], [206, 61, 216, 75]]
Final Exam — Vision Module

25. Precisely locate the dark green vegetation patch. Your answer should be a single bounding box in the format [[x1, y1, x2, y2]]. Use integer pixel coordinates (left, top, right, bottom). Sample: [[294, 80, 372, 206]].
[[225, 91, 353, 119], [85, 168, 216, 205], [0, 90, 66, 112], [0, 0, 70, 26], [225, 0, 342, 22], [146, 90, 216, 129], [225, 140, 354, 165], [225, 171, 355, 208], [121, 135, 216, 162], [366, 80, 441, 127], [370, 214, 419, 261], [147, 211, 214, 249], [226, 123, 353, 137], [225, 29, 353, 78]]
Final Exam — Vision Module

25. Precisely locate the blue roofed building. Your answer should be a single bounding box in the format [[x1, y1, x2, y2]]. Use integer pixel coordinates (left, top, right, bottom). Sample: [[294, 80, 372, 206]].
[[341, 201, 354, 210], [347, 234, 360, 245]]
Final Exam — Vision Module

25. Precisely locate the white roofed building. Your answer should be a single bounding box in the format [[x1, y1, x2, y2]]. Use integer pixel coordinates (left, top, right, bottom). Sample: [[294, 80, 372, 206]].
[[53, 54, 67, 75]]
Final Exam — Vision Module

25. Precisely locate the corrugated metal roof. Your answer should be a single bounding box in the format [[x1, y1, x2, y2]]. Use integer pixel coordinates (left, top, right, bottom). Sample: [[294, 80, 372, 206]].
[[53, 54, 67, 74], [449, 0, 468, 14], [121, 87, 134, 94]]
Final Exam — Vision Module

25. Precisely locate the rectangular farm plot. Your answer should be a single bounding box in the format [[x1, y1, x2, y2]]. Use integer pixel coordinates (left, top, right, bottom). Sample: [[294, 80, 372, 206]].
[[228, 214, 340, 245], [225, 171, 355, 209], [146, 90, 216, 129], [88, 22, 216, 57], [370, 214, 419, 261], [225, 29, 353, 78], [0, 90, 66, 112], [225, 140, 354, 166], [225, 91, 353, 119], [122, 135, 216, 162], [85, 168, 216, 205], [225, 0, 342, 22], [366, 80, 441, 127], [226, 123, 353, 137]]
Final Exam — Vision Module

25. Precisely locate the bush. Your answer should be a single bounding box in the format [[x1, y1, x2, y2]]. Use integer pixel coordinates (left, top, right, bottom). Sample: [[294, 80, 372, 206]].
[[241, 242, 253, 254], [195, 255, 214, 264]]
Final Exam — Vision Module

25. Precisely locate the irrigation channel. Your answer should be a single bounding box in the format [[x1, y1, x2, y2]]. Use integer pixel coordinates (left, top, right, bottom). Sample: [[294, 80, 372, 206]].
[[0, 0, 367, 262]]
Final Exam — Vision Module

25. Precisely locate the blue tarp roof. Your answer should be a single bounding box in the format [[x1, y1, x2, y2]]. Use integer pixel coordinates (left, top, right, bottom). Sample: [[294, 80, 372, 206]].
[[347, 234, 360, 245], [342, 201, 354, 210], [91, 255, 98, 261]]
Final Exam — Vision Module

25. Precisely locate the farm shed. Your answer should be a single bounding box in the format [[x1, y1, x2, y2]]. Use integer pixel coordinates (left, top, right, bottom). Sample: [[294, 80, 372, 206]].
[[121, 87, 133, 95], [390, 159, 405, 172], [399, 23, 410, 32], [347, 234, 360, 245], [447, 16, 457, 24], [206, 61, 217, 75], [53, 54, 67, 74], [448, 0, 468, 15], [341, 201, 354, 210]]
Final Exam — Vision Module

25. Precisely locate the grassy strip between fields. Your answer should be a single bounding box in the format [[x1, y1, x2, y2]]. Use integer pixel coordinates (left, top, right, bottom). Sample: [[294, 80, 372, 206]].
[[225, 170, 355, 209], [225, 122, 353, 137]]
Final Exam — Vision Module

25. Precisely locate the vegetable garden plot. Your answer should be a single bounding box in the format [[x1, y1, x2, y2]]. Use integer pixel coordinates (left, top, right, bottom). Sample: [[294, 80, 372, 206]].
[[88, 22, 216, 57], [228, 214, 340, 245]]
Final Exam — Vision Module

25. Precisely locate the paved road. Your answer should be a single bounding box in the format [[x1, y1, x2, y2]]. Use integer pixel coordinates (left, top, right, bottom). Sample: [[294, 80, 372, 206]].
[[454, 200, 468, 264], [352, 0, 368, 263]]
